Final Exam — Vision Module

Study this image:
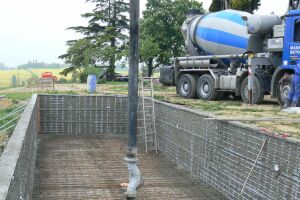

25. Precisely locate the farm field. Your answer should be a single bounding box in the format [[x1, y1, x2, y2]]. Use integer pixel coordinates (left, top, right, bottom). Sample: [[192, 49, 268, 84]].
[[0, 68, 72, 89]]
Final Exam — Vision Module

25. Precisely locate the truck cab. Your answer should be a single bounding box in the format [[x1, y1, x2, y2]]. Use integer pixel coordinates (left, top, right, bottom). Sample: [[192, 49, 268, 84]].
[[272, 8, 300, 105], [282, 10, 300, 69]]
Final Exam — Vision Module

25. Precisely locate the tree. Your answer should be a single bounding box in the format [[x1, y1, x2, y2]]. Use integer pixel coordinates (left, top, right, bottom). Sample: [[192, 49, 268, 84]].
[[141, 0, 204, 69], [65, 0, 129, 80], [250, 0, 261, 13], [59, 38, 97, 81], [140, 36, 159, 77], [209, 0, 223, 12], [230, 0, 251, 12], [209, 0, 261, 13]]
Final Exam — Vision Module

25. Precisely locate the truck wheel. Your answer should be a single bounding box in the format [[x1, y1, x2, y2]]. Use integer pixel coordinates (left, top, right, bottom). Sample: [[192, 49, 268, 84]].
[[197, 74, 219, 100], [241, 77, 264, 104], [178, 74, 197, 98], [276, 75, 292, 107]]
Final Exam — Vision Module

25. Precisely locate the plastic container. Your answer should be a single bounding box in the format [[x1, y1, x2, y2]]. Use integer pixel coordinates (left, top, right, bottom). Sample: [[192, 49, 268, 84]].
[[87, 74, 97, 93]]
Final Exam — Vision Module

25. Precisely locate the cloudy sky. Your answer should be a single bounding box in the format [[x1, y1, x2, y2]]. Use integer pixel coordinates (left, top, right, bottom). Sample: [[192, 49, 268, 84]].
[[0, 0, 290, 67]]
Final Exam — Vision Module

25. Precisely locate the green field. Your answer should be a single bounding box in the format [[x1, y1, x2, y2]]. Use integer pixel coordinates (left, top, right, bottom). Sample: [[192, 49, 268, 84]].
[[0, 68, 71, 89]]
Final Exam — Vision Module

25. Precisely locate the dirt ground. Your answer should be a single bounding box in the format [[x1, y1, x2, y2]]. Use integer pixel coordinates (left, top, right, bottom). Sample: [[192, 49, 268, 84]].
[[1, 83, 300, 139], [0, 99, 13, 108]]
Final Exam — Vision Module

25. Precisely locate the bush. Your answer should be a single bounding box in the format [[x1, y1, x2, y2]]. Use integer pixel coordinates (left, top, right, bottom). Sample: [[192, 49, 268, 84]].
[[79, 73, 88, 83], [57, 78, 68, 83], [26, 77, 38, 87], [98, 77, 106, 84], [84, 66, 102, 75]]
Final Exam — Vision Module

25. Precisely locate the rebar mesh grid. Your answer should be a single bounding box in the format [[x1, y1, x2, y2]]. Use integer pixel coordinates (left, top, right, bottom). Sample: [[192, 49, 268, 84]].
[[154, 101, 300, 200], [39, 95, 128, 135], [32, 135, 225, 200]]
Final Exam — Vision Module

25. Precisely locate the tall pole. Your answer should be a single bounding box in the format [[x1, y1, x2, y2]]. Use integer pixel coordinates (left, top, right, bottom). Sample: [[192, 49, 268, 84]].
[[248, 55, 255, 105], [125, 0, 140, 198], [128, 0, 139, 156]]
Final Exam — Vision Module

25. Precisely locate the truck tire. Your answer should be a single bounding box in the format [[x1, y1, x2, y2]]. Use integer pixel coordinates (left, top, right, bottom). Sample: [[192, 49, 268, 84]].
[[276, 75, 292, 107], [197, 74, 219, 100], [178, 74, 197, 98], [241, 77, 264, 104]]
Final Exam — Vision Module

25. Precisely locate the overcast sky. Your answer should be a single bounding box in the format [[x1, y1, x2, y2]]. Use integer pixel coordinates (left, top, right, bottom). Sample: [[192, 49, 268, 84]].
[[0, 0, 290, 67]]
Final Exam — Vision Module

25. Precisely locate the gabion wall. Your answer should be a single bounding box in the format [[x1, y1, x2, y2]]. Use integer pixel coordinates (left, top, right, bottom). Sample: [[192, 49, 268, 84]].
[[154, 100, 300, 200], [39, 95, 128, 135], [20, 94, 299, 200], [0, 95, 38, 200]]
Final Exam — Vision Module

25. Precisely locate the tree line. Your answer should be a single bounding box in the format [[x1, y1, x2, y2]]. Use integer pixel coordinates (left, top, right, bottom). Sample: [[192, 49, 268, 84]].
[[0, 61, 66, 70], [59, 0, 261, 80], [17, 61, 66, 69]]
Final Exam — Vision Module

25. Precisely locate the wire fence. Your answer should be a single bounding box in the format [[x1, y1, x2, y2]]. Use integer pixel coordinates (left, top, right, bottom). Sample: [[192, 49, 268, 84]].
[[0, 103, 26, 134]]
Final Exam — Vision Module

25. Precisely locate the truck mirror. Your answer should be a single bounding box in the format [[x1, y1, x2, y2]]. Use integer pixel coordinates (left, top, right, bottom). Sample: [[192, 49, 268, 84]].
[[290, 0, 300, 10]]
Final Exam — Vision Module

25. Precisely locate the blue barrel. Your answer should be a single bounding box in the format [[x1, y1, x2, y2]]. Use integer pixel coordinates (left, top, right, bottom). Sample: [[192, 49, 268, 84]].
[[191, 10, 251, 55], [87, 74, 97, 93]]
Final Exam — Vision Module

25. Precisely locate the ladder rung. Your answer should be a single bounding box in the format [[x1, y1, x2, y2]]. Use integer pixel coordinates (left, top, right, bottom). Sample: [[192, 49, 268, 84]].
[[147, 149, 157, 152], [138, 76, 157, 154], [145, 130, 155, 134]]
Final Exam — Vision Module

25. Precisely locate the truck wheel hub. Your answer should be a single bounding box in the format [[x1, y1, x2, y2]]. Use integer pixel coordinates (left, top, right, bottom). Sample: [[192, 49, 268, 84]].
[[281, 85, 290, 100], [183, 82, 189, 92], [203, 84, 209, 93], [200, 82, 210, 97]]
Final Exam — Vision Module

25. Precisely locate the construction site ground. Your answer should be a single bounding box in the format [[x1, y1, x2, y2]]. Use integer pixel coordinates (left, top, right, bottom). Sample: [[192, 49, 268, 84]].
[[32, 135, 225, 200], [1, 82, 300, 139]]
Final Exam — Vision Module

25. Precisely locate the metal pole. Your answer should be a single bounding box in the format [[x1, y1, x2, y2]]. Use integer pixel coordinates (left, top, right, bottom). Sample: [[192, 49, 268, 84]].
[[128, 0, 139, 155], [248, 56, 255, 105], [125, 0, 141, 198], [239, 139, 267, 196]]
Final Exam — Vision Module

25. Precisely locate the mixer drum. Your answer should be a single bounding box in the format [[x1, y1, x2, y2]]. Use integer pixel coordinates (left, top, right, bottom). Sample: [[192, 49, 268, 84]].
[[189, 10, 251, 55]]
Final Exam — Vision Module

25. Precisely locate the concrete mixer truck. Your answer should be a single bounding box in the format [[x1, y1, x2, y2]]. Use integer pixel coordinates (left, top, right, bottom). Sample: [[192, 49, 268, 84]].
[[159, 0, 300, 105]]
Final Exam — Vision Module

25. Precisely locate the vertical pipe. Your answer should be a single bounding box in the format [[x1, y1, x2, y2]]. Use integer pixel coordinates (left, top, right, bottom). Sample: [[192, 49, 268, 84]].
[[125, 0, 141, 198], [127, 0, 140, 151], [248, 57, 254, 105], [250, 65, 255, 105]]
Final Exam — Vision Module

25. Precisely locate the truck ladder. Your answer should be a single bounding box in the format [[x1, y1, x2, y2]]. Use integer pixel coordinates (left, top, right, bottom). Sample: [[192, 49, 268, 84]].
[[137, 77, 158, 153]]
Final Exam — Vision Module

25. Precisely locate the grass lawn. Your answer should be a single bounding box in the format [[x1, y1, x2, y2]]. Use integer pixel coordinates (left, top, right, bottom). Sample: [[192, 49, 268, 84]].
[[0, 81, 299, 139]]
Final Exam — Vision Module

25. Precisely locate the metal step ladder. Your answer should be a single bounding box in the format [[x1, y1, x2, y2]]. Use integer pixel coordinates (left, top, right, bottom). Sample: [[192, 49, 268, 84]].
[[137, 77, 158, 153]]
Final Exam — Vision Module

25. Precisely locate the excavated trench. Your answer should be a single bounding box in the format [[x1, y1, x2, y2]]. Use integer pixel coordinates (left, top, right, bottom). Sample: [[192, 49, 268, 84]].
[[0, 94, 299, 200]]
